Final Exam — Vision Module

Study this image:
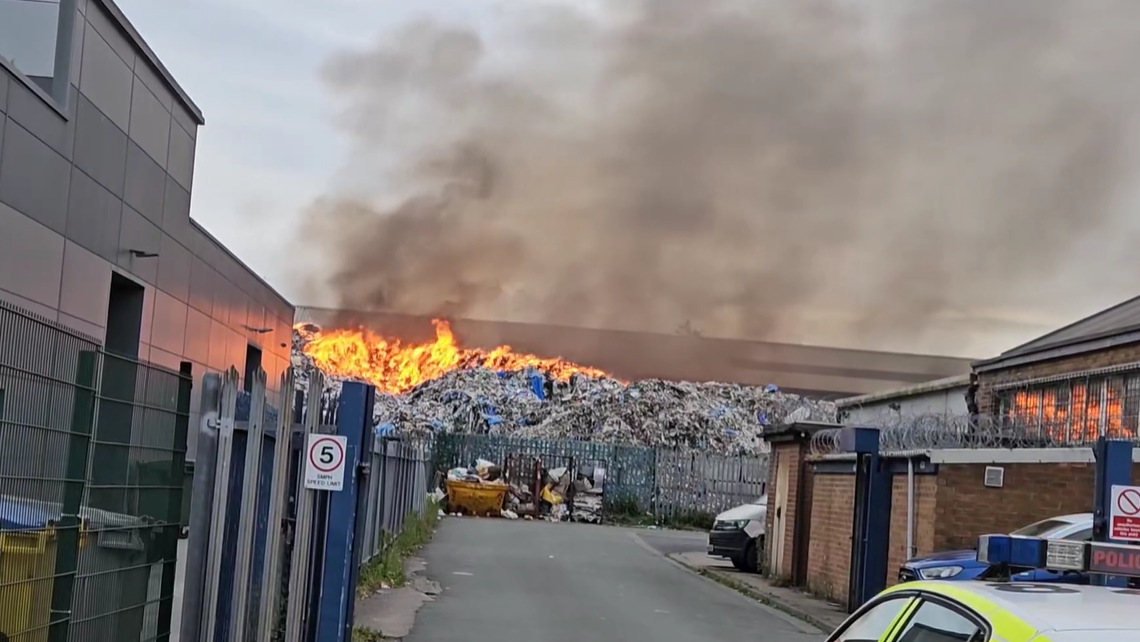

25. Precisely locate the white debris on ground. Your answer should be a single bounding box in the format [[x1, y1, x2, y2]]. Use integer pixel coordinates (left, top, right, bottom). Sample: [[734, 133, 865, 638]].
[[293, 328, 837, 454]]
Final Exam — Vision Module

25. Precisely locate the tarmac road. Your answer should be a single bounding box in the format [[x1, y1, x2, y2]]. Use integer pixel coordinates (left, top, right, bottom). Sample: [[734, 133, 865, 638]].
[[404, 519, 825, 642]]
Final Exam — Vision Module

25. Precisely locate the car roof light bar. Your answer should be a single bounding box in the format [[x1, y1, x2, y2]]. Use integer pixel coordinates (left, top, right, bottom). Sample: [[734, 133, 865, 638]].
[[976, 534, 1140, 578]]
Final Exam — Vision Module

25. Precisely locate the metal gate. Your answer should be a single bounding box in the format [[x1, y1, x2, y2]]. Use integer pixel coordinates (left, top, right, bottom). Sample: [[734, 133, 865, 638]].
[[0, 300, 190, 642]]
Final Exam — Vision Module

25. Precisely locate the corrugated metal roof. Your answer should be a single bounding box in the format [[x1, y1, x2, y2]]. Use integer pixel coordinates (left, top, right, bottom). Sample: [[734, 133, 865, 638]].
[[978, 293, 1140, 369], [835, 374, 971, 408]]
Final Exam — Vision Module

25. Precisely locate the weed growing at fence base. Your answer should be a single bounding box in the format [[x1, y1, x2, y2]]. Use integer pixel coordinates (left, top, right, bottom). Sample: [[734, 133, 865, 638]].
[[603, 495, 655, 526], [661, 510, 716, 531], [358, 499, 441, 597], [351, 626, 387, 642], [603, 496, 714, 530]]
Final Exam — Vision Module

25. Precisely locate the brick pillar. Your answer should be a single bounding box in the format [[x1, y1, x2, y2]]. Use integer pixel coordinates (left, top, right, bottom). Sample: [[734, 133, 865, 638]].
[[762, 422, 834, 583]]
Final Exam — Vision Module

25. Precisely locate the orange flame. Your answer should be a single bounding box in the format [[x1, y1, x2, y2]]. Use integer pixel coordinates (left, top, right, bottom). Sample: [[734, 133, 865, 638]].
[[295, 319, 612, 395], [1007, 382, 1136, 442]]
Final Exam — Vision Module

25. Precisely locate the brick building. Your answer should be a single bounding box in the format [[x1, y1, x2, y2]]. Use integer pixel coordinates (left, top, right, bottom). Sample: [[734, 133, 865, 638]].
[[764, 294, 1140, 610], [973, 295, 1140, 442]]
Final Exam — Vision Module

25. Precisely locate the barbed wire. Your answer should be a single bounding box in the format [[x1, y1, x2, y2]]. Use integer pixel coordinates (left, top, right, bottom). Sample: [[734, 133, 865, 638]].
[[808, 413, 1140, 457]]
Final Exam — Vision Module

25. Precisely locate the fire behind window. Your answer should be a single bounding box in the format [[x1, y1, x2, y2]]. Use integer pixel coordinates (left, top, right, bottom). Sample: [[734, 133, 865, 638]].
[[998, 374, 1140, 443]]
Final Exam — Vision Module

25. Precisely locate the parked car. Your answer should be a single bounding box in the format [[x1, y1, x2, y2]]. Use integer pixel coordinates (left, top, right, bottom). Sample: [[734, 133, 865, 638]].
[[898, 513, 1093, 584], [707, 496, 766, 573]]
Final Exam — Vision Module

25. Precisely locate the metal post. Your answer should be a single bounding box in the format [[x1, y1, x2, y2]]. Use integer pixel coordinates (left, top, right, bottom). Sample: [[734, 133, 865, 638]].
[[50, 0, 77, 106], [906, 457, 915, 560], [46, 350, 98, 642], [1092, 437, 1133, 587], [842, 426, 891, 612], [314, 381, 375, 642], [202, 368, 241, 642], [180, 372, 222, 642], [156, 362, 193, 641], [257, 371, 297, 642], [231, 370, 268, 641]]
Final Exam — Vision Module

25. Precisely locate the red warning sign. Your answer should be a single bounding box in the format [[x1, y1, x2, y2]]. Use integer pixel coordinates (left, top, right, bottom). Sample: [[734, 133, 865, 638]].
[[1110, 485, 1140, 542]]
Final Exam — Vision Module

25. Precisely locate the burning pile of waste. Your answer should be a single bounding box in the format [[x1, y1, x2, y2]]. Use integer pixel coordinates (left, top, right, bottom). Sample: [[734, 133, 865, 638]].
[[292, 321, 836, 454]]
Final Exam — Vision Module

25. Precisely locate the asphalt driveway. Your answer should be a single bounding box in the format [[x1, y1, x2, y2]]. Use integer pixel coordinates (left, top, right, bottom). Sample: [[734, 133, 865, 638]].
[[405, 518, 825, 642]]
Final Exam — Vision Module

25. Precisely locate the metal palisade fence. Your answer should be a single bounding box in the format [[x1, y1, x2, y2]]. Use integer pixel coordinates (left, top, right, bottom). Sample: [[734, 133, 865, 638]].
[[433, 433, 769, 523], [359, 437, 432, 565], [184, 373, 439, 642], [0, 300, 189, 642], [182, 366, 309, 642]]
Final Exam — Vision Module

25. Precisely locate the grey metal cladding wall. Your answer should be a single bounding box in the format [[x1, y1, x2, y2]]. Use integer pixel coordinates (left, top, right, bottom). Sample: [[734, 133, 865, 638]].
[[0, 0, 296, 461]]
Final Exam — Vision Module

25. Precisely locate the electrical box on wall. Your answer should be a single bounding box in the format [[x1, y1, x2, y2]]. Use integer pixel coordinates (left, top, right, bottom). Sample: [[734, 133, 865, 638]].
[[983, 466, 1005, 488]]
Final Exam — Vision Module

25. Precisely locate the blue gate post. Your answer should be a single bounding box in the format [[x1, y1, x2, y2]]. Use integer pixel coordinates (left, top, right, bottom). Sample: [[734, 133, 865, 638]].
[[315, 381, 377, 642], [1092, 437, 1133, 587], [842, 426, 892, 612]]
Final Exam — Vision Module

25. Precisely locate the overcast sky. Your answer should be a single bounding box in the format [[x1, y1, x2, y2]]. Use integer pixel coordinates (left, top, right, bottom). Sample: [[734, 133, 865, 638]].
[[111, 0, 1140, 359]]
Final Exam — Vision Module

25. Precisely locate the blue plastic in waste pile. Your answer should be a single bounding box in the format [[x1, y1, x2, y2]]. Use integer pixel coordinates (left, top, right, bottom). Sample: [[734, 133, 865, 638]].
[[528, 372, 546, 400], [765, 384, 779, 393], [376, 422, 395, 436], [481, 403, 503, 426], [757, 411, 768, 425]]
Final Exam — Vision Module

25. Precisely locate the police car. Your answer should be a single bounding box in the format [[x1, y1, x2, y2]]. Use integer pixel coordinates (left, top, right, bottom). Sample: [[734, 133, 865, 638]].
[[828, 535, 1140, 642]]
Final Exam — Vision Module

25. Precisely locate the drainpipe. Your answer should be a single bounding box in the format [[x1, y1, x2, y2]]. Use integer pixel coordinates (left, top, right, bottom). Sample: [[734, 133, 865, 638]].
[[906, 457, 916, 559]]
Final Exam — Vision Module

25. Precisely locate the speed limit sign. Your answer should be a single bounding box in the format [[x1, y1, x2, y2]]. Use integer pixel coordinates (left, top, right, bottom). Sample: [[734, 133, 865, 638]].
[[304, 434, 348, 491]]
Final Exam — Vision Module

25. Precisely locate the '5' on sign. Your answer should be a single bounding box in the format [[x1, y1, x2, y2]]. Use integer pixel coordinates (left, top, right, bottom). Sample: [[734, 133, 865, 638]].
[[304, 435, 347, 491]]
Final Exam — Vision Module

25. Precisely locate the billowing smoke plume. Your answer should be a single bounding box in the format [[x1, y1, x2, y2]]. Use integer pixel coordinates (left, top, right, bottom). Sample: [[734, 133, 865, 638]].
[[300, 0, 1140, 356]]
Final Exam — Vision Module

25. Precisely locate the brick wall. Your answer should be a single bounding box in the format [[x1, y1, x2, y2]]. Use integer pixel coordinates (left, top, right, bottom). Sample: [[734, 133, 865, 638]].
[[886, 474, 936, 586], [766, 442, 808, 580], [931, 463, 1096, 550], [802, 458, 1139, 604], [976, 344, 1140, 414], [806, 473, 855, 603]]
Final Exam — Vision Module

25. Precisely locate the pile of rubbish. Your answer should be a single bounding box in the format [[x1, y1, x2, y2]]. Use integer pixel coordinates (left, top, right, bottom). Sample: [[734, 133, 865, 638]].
[[372, 369, 834, 454], [293, 330, 837, 454], [440, 457, 606, 523]]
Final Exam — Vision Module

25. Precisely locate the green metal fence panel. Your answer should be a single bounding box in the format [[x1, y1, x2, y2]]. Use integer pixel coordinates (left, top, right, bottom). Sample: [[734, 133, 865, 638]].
[[432, 433, 770, 524], [71, 352, 190, 642], [433, 434, 658, 515], [0, 301, 101, 642], [654, 450, 769, 526]]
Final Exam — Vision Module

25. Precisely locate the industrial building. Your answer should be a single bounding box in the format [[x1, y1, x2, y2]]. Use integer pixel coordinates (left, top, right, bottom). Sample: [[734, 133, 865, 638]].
[[973, 294, 1140, 441], [0, 0, 295, 461], [836, 374, 970, 425], [297, 307, 975, 398], [763, 294, 1140, 609]]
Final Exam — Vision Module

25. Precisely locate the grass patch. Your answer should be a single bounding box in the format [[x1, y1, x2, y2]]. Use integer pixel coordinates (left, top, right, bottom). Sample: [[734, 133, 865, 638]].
[[602, 496, 714, 530], [351, 626, 387, 642], [660, 510, 715, 531], [357, 499, 441, 598]]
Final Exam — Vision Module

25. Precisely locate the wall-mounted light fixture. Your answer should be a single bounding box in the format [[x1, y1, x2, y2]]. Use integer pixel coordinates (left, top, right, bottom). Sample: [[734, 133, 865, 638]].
[[127, 249, 159, 258], [243, 325, 273, 334]]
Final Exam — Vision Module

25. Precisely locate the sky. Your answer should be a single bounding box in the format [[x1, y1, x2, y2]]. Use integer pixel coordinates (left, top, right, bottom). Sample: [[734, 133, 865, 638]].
[[113, 0, 429, 292], [111, 0, 1140, 359]]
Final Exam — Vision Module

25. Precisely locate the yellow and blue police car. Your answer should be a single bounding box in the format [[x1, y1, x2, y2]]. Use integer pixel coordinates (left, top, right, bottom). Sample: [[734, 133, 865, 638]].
[[828, 535, 1140, 642]]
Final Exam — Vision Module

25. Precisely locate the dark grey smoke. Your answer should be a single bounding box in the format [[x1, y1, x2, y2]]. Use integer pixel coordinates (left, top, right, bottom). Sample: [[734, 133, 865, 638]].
[[300, 0, 1140, 355]]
